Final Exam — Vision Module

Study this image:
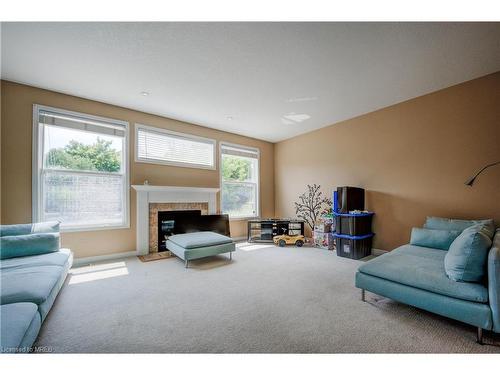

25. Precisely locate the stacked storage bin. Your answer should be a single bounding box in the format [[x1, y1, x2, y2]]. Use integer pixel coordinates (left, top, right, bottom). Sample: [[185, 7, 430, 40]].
[[332, 188, 375, 259], [334, 212, 374, 259]]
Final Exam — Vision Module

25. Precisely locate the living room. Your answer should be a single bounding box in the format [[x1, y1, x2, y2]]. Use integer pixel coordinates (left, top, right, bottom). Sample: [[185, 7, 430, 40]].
[[1, 2, 500, 372]]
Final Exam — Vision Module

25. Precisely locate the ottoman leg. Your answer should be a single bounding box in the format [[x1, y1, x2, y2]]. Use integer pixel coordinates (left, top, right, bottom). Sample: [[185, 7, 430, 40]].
[[185, 259, 189, 268], [229, 251, 232, 261]]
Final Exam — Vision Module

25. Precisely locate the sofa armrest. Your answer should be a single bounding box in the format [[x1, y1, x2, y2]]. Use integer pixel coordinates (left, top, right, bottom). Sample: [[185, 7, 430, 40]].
[[488, 231, 500, 333]]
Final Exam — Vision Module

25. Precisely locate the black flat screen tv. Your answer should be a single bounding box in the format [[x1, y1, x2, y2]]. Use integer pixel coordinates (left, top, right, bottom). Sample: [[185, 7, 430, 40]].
[[157, 210, 230, 251]]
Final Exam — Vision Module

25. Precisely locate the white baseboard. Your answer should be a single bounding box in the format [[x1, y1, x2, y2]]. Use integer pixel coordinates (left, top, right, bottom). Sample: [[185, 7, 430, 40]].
[[74, 235, 245, 266], [73, 251, 137, 267], [372, 248, 388, 256], [73, 244, 382, 266]]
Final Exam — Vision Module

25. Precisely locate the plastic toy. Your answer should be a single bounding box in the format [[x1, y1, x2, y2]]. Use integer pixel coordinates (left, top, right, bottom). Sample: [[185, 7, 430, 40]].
[[273, 234, 305, 247]]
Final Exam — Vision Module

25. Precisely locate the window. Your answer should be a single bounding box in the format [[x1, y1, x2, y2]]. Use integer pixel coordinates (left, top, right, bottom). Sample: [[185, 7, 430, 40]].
[[33, 105, 129, 232], [135, 124, 216, 169], [220, 143, 259, 219]]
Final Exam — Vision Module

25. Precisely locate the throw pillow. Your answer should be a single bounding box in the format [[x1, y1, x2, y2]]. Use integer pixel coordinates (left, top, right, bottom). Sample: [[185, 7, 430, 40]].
[[0, 221, 60, 237], [444, 224, 492, 282], [410, 227, 461, 250], [424, 216, 494, 237], [0, 233, 60, 259]]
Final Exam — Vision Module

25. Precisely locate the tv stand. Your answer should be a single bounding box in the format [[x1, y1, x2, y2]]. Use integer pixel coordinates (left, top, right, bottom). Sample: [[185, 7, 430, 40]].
[[247, 219, 305, 243]]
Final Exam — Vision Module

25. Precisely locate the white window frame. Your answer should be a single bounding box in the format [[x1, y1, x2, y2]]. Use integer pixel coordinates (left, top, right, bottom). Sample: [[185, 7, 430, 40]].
[[134, 123, 217, 170], [32, 104, 130, 233], [219, 142, 260, 220]]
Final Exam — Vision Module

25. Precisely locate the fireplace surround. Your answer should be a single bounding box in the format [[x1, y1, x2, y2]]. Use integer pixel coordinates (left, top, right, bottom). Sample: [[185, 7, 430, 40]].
[[149, 203, 208, 252], [131, 185, 219, 255]]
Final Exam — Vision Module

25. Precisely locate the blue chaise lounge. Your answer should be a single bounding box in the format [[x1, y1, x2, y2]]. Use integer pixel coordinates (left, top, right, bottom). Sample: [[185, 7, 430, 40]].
[[0, 222, 72, 353], [355, 217, 499, 344]]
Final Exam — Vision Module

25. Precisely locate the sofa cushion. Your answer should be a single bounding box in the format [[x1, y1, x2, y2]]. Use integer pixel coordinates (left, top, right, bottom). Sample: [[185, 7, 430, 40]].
[[358, 244, 489, 303], [0, 233, 60, 260], [356, 272, 493, 330], [424, 216, 495, 235], [444, 224, 492, 282], [0, 265, 65, 305], [0, 248, 72, 270], [0, 302, 41, 352], [168, 231, 233, 249], [0, 221, 60, 237], [410, 227, 461, 250]]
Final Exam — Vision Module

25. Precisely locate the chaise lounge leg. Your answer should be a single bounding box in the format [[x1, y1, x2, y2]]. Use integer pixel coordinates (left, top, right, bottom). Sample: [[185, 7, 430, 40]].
[[229, 251, 232, 261], [361, 289, 366, 302], [185, 259, 189, 268], [477, 327, 483, 345]]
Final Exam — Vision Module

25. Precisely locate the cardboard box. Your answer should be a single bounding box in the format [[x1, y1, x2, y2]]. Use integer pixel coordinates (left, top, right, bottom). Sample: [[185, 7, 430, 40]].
[[313, 230, 335, 250]]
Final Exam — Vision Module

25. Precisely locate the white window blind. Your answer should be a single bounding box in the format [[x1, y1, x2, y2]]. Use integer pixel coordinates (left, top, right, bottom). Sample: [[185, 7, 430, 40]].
[[220, 143, 260, 218], [136, 124, 216, 169], [33, 105, 129, 231]]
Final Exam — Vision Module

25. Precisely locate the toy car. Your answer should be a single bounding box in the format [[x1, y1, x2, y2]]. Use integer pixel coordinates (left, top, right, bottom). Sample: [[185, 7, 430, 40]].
[[273, 234, 305, 247]]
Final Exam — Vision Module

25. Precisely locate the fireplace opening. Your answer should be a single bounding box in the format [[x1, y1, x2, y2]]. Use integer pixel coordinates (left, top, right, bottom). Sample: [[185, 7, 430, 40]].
[[157, 210, 230, 252]]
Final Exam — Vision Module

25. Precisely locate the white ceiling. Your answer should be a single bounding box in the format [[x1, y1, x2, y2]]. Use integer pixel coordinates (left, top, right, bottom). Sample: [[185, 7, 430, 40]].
[[2, 22, 500, 142]]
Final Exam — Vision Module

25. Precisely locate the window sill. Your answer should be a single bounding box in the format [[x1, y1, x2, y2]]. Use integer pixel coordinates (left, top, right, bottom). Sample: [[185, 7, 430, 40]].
[[60, 224, 130, 233]]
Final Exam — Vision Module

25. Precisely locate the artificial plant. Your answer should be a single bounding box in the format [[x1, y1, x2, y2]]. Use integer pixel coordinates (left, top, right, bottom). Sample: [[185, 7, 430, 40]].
[[294, 184, 332, 232]]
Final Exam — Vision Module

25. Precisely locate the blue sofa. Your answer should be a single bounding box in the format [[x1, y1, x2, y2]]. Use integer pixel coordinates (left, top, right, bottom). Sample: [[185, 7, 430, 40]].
[[356, 221, 499, 344], [0, 222, 72, 353]]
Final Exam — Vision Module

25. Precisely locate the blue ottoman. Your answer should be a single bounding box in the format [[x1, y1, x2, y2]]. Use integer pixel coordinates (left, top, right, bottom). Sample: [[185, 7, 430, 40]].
[[166, 231, 235, 268]]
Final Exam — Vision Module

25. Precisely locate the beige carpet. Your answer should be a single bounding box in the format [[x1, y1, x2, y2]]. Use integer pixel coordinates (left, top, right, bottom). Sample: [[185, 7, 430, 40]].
[[36, 243, 500, 353]]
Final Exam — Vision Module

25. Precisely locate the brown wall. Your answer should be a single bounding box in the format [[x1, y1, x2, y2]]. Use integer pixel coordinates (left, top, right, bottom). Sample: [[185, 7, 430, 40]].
[[1, 80, 275, 258], [2, 73, 499, 256], [275, 72, 500, 251]]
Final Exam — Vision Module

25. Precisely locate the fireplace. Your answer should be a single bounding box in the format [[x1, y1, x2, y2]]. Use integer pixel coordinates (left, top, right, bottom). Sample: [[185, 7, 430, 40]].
[[131, 185, 220, 255], [157, 210, 230, 251]]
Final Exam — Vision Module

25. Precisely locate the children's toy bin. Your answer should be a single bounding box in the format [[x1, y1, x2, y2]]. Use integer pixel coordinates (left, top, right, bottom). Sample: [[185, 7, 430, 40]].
[[334, 233, 374, 259]]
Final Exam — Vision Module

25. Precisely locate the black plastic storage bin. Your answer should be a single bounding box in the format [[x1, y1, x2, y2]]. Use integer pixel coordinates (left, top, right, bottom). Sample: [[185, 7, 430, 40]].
[[335, 213, 374, 236], [334, 234, 373, 259]]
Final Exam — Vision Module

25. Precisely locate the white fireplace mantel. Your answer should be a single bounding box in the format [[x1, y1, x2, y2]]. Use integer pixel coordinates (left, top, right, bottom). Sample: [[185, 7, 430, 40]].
[[132, 185, 219, 255], [132, 185, 220, 193]]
